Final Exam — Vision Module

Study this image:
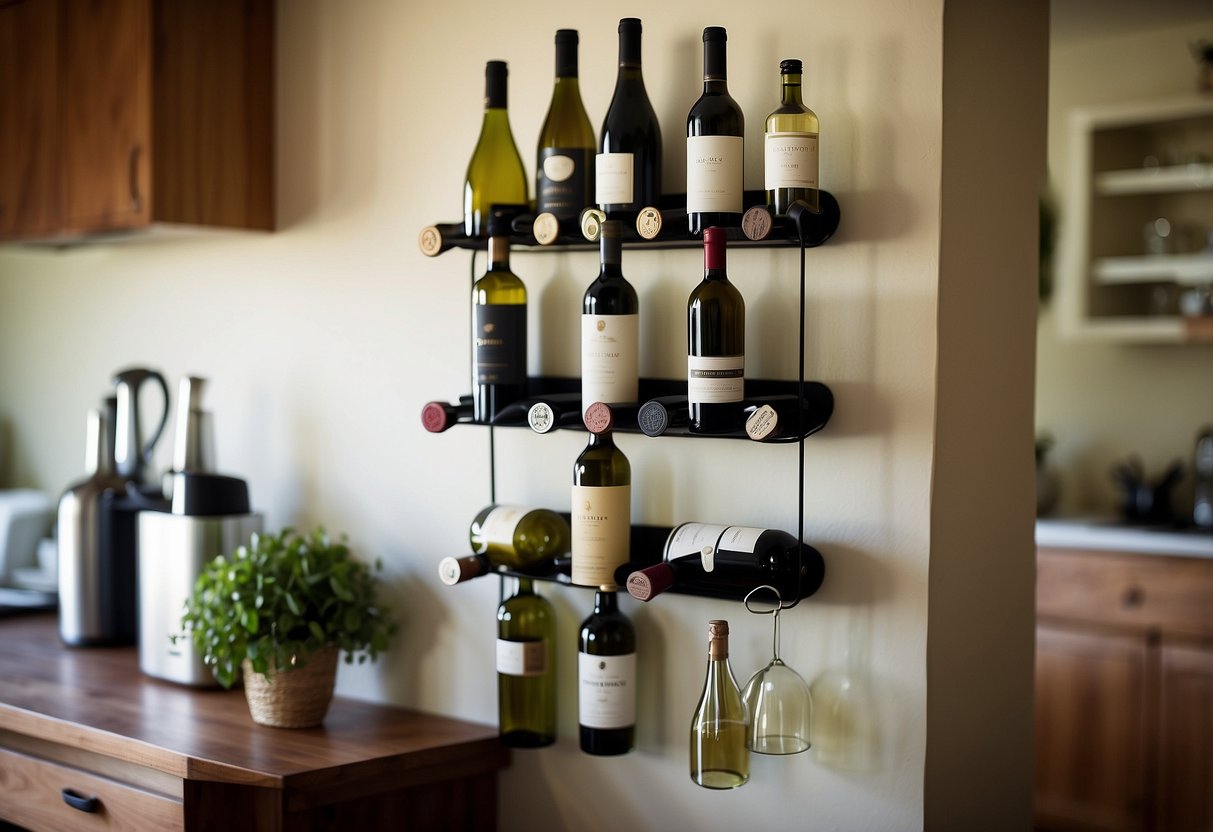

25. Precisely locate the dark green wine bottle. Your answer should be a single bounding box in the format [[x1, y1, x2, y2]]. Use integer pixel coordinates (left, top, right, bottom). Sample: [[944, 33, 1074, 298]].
[[686, 27, 744, 236], [579, 587, 636, 755], [687, 227, 745, 433], [596, 18, 662, 222], [537, 30, 595, 223], [497, 577, 556, 748], [471, 214, 526, 423]]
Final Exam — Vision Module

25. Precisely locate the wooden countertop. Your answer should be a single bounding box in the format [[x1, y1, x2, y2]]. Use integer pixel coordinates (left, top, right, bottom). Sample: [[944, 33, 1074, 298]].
[[0, 614, 508, 792]]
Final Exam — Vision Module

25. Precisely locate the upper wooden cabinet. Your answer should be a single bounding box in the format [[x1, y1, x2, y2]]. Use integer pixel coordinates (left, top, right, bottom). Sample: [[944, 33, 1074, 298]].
[[0, 0, 273, 242]]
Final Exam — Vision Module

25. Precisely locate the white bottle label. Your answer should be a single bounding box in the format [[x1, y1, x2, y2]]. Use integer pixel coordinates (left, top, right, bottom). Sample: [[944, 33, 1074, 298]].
[[571, 484, 631, 587], [579, 652, 637, 729], [477, 506, 525, 552], [719, 525, 764, 554], [687, 354, 744, 404], [543, 154, 576, 182], [764, 131, 819, 190], [686, 135, 743, 213], [596, 152, 634, 205], [581, 313, 639, 415], [664, 523, 729, 561], [496, 638, 547, 677]]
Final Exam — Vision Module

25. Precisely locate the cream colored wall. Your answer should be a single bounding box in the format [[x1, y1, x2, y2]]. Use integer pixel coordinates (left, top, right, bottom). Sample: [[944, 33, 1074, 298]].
[[0, 1, 1041, 828], [1040, 17, 1213, 515]]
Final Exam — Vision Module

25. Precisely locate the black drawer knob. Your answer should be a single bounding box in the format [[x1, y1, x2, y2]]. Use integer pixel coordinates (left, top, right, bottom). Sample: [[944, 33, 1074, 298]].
[[61, 788, 100, 813], [1122, 586, 1146, 608]]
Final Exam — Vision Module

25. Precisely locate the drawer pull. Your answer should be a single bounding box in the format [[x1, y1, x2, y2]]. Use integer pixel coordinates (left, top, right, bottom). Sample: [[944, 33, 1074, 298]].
[[1122, 586, 1145, 608], [61, 788, 100, 813]]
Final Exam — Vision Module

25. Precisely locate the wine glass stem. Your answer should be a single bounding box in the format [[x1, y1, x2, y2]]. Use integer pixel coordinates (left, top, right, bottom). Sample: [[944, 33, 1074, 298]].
[[772, 608, 782, 662]]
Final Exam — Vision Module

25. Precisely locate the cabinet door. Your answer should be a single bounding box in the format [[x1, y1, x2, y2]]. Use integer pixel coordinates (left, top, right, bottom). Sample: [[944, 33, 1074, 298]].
[[59, 0, 152, 234], [1034, 624, 1150, 832], [0, 0, 59, 239], [1156, 640, 1213, 832]]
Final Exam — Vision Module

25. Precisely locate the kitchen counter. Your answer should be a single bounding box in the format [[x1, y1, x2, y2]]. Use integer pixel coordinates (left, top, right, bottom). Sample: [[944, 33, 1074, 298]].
[[1036, 517, 1213, 558]]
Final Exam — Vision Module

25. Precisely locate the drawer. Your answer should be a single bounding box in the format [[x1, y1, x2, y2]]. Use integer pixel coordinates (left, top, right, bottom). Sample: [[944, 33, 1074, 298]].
[[0, 746, 183, 832], [1037, 547, 1213, 638]]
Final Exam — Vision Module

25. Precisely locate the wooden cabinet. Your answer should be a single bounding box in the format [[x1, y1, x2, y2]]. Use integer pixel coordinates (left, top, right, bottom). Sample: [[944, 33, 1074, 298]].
[[0, 0, 273, 243], [0, 615, 509, 831], [1057, 96, 1213, 343], [1034, 546, 1213, 831]]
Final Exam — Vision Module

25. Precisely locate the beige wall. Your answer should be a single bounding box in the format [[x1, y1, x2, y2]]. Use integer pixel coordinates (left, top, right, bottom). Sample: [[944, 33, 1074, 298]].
[[0, 1, 1042, 828], [1040, 17, 1213, 515]]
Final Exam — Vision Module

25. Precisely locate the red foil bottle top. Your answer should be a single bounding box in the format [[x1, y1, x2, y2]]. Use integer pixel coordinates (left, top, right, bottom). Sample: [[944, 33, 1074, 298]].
[[703, 227, 727, 271], [626, 562, 675, 601], [584, 401, 614, 434], [421, 401, 451, 432]]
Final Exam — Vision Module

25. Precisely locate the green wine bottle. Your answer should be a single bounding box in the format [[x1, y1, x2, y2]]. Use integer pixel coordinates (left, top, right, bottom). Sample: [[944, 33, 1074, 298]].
[[687, 227, 745, 433], [438, 505, 571, 584], [764, 59, 820, 215], [690, 619, 750, 788], [579, 587, 636, 756], [497, 577, 556, 748], [572, 402, 631, 588], [471, 214, 526, 423], [536, 30, 595, 223], [464, 61, 528, 238]]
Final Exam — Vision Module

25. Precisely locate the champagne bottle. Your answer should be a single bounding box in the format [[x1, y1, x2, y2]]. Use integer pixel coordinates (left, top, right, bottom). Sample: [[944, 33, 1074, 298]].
[[571, 403, 631, 587], [625, 523, 822, 603], [497, 577, 557, 747], [686, 27, 744, 237], [688, 227, 745, 433], [597, 18, 662, 222], [472, 214, 526, 423], [582, 221, 639, 416], [537, 30, 595, 223], [579, 586, 637, 756], [764, 59, 820, 216], [464, 61, 529, 238], [438, 505, 571, 585], [690, 619, 749, 789]]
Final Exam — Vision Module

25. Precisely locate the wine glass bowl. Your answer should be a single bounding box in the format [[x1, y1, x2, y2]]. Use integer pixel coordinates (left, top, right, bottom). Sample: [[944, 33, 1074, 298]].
[[741, 584, 813, 755]]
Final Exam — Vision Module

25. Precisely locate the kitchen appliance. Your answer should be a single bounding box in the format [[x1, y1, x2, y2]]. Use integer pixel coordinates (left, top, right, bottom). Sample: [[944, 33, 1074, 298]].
[[1195, 427, 1213, 530], [138, 376, 261, 686], [0, 489, 54, 584]]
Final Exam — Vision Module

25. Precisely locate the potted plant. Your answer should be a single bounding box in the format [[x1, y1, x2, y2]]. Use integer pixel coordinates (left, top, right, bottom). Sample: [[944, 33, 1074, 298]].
[[180, 527, 396, 728]]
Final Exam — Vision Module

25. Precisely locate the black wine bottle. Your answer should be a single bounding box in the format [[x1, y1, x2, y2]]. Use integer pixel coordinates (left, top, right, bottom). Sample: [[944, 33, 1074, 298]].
[[686, 27, 744, 237], [421, 396, 474, 433], [625, 523, 823, 604], [527, 398, 585, 434], [571, 403, 631, 588], [537, 30, 595, 223], [491, 392, 583, 428], [471, 214, 527, 423], [579, 587, 636, 756], [688, 227, 745, 434], [418, 222, 467, 257], [582, 221, 639, 415], [464, 61, 528, 238], [497, 577, 557, 747], [597, 18, 662, 223], [744, 395, 812, 441]]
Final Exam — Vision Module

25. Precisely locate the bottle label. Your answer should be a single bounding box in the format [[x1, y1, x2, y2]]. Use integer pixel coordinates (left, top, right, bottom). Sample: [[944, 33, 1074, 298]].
[[764, 132, 819, 190], [478, 506, 526, 552], [664, 523, 729, 562], [581, 313, 639, 414], [719, 525, 764, 554], [687, 355, 744, 404], [595, 152, 634, 205], [571, 484, 631, 587], [686, 135, 743, 213], [473, 305, 526, 385], [578, 652, 637, 729], [538, 147, 590, 220], [497, 638, 548, 677]]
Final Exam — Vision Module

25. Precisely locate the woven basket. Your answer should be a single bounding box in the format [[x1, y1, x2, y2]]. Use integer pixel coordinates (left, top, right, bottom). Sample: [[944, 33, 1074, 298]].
[[241, 646, 339, 728]]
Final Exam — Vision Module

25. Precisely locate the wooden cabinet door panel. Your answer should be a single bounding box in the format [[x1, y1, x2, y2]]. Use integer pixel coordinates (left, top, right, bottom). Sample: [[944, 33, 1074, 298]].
[[1034, 624, 1150, 832], [1157, 641, 1213, 832], [0, 0, 59, 239], [59, 0, 151, 233]]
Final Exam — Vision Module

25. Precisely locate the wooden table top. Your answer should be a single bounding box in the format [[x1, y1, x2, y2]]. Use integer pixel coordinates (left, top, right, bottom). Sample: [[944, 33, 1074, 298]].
[[0, 614, 507, 790]]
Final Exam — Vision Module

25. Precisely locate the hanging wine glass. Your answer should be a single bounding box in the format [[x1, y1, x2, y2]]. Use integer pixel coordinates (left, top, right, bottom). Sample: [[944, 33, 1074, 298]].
[[741, 585, 812, 755]]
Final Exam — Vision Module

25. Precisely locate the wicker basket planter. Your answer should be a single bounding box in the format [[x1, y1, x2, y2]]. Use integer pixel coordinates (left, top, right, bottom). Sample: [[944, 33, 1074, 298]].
[[242, 646, 339, 728]]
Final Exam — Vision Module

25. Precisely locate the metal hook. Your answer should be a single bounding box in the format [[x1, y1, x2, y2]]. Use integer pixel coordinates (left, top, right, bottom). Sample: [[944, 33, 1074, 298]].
[[743, 584, 793, 614]]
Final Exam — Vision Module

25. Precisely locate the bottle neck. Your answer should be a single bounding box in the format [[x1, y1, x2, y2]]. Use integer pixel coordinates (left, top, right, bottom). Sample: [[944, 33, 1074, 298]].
[[594, 590, 618, 615], [703, 38, 727, 90], [708, 633, 729, 662], [516, 577, 535, 595], [488, 235, 511, 268], [556, 39, 578, 79], [599, 233, 622, 278], [618, 25, 641, 69], [704, 237, 727, 277], [485, 65, 508, 110], [587, 429, 616, 450], [780, 73, 804, 107]]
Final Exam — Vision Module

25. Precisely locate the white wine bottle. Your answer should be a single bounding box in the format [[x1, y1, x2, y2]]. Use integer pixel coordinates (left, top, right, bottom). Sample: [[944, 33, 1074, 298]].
[[464, 61, 528, 238], [687, 227, 745, 434], [582, 220, 639, 416], [597, 18, 662, 223], [578, 586, 636, 756], [690, 619, 750, 789], [764, 59, 820, 216], [686, 27, 744, 237], [571, 402, 631, 588], [537, 30, 595, 223], [471, 214, 526, 423], [439, 505, 570, 585], [497, 577, 557, 748]]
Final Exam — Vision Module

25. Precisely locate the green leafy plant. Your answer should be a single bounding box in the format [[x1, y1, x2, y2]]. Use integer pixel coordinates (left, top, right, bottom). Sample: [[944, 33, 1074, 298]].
[[180, 527, 396, 689]]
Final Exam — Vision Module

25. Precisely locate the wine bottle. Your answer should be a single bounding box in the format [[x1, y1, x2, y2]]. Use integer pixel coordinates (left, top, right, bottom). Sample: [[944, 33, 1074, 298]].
[[418, 222, 467, 257], [439, 505, 571, 585], [464, 61, 529, 238], [421, 396, 474, 433], [571, 402, 631, 587], [637, 395, 691, 437], [537, 30, 595, 224], [497, 577, 557, 748], [690, 619, 750, 789], [688, 227, 745, 434], [597, 18, 662, 223], [625, 523, 820, 603], [579, 586, 637, 755], [491, 392, 582, 429], [744, 395, 811, 441], [582, 221, 639, 416], [764, 59, 820, 216], [686, 27, 744, 237], [471, 214, 527, 423]]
